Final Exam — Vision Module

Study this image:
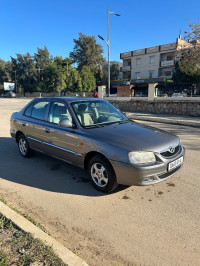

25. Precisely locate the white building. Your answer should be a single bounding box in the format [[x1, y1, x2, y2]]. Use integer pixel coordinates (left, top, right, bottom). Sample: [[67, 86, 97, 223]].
[[120, 36, 188, 81]]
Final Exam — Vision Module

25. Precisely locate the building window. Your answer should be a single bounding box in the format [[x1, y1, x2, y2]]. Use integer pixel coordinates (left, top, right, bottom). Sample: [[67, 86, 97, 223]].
[[149, 56, 155, 64], [149, 70, 154, 78], [135, 72, 140, 79], [165, 71, 172, 76], [167, 55, 173, 61], [136, 58, 141, 66]]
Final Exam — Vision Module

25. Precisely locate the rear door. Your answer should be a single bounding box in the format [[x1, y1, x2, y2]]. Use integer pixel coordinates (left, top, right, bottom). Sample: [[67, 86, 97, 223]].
[[23, 100, 50, 152]]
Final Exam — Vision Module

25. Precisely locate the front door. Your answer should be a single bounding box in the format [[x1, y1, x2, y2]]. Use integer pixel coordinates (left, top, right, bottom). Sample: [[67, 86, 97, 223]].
[[43, 100, 78, 164]]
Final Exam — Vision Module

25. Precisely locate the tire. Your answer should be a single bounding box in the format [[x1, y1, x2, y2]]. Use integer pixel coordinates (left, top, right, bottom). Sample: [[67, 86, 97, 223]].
[[18, 134, 34, 158], [88, 155, 118, 193]]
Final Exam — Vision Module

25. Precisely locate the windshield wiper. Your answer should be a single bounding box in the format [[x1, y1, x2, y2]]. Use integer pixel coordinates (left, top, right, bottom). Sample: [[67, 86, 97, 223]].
[[108, 120, 129, 125], [118, 120, 129, 124], [84, 124, 106, 129]]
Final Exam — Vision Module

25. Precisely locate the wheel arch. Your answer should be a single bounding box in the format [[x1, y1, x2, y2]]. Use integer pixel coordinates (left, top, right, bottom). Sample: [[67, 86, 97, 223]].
[[15, 131, 24, 143], [84, 151, 114, 171]]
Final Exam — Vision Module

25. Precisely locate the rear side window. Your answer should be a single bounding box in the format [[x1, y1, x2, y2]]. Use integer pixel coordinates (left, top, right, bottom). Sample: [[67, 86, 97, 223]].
[[31, 101, 49, 121]]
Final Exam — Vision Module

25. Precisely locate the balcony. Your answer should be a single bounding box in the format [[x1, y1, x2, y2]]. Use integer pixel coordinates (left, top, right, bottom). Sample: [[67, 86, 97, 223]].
[[160, 60, 174, 67], [122, 66, 131, 72]]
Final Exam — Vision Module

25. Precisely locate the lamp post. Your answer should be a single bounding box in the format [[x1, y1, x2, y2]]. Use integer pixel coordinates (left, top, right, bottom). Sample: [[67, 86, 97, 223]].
[[98, 8, 120, 96], [14, 70, 17, 95]]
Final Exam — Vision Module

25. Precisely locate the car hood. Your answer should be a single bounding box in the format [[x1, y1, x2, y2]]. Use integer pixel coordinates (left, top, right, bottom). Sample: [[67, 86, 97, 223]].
[[87, 121, 179, 152]]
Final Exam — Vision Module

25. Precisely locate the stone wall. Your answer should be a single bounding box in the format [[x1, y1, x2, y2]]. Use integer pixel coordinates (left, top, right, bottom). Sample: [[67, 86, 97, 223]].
[[107, 98, 200, 117]]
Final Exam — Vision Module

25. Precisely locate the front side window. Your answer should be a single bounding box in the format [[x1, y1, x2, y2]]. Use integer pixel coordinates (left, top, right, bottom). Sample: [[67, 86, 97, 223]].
[[31, 101, 49, 121], [71, 100, 128, 128], [48, 101, 72, 124]]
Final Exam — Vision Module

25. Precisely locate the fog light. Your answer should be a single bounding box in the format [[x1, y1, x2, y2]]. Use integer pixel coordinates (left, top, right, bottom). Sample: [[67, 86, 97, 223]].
[[143, 175, 157, 184]]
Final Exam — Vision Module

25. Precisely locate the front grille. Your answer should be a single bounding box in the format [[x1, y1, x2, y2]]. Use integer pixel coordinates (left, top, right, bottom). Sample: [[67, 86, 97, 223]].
[[158, 165, 182, 179], [160, 145, 180, 158]]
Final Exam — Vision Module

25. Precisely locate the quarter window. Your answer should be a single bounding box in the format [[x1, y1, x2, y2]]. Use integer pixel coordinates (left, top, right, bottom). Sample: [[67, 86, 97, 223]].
[[31, 101, 49, 121], [24, 104, 33, 117]]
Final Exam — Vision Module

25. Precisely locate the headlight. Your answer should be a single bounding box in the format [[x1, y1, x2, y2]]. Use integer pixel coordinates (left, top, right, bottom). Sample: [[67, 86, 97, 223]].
[[128, 151, 156, 165]]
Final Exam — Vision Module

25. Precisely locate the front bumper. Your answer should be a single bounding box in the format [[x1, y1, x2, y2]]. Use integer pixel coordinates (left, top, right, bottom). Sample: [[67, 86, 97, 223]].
[[110, 146, 185, 186]]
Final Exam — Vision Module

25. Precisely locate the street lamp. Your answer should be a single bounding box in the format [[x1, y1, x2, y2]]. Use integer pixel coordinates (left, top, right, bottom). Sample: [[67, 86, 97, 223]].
[[98, 8, 120, 96]]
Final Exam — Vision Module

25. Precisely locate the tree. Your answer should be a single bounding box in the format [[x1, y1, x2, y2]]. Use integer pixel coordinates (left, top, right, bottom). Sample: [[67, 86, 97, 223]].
[[70, 33, 105, 74], [35, 63, 60, 93], [53, 56, 81, 93], [10, 53, 37, 93], [110, 63, 120, 81], [178, 22, 200, 77], [102, 63, 120, 85], [172, 62, 200, 84], [0, 59, 6, 91], [34, 46, 53, 70], [63, 66, 82, 92], [0, 60, 6, 83], [80, 66, 96, 91]]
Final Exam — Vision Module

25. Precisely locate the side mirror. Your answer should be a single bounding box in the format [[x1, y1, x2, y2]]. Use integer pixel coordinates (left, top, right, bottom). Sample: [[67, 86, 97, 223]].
[[122, 111, 127, 116], [59, 118, 74, 128]]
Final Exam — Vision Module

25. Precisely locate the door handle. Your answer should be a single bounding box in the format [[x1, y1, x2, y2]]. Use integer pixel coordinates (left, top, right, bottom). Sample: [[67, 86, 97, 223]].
[[45, 128, 51, 133]]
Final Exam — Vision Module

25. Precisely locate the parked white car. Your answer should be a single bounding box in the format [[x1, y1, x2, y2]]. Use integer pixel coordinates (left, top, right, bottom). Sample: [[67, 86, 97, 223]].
[[172, 92, 187, 97]]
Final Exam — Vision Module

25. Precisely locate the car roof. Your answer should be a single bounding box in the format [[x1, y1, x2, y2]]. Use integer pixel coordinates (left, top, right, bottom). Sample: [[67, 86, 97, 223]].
[[34, 97, 105, 103]]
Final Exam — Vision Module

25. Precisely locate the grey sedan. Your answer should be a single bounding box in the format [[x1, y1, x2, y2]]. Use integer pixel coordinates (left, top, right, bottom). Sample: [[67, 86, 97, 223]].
[[10, 97, 185, 192]]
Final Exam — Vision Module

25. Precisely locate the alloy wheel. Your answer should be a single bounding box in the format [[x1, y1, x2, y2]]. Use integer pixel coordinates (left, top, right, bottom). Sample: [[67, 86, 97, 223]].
[[91, 163, 108, 187], [19, 138, 27, 156]]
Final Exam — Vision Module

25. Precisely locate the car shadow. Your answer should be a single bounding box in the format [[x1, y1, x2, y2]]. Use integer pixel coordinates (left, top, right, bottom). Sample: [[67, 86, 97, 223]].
[[0, 137, 129, 197]]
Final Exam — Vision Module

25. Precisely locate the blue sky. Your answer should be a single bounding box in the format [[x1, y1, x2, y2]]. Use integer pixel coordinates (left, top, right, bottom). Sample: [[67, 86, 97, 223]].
[[0, 0, 200, 62]]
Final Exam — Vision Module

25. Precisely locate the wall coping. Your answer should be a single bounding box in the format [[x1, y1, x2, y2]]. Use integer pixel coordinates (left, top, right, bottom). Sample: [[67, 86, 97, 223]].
[[105, 97, 200, 102]]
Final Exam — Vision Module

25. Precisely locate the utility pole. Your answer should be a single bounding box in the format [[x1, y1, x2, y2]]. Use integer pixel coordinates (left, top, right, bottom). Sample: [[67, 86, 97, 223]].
[[14, 70, 17, 94]]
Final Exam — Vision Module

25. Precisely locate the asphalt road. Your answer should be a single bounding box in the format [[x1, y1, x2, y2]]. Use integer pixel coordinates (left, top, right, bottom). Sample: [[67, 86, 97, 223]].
[[0, 98, 200, 266]]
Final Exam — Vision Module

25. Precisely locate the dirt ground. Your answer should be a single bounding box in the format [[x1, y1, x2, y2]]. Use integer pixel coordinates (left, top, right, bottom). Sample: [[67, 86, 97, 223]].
[[0, 98, 200, 266]]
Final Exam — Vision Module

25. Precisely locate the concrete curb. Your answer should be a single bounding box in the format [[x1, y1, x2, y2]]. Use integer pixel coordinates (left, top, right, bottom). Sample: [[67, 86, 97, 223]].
[[0, 201, 89, 266], [126, 113, 200, 128]]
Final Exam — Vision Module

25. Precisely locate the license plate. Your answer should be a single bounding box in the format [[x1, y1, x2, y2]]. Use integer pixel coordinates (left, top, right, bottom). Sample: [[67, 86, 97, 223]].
[[168, 156, 183, 171]]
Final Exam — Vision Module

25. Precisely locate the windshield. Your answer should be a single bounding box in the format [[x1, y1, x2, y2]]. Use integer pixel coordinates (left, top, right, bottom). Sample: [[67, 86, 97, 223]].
[[71, 100, 129, 128]]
